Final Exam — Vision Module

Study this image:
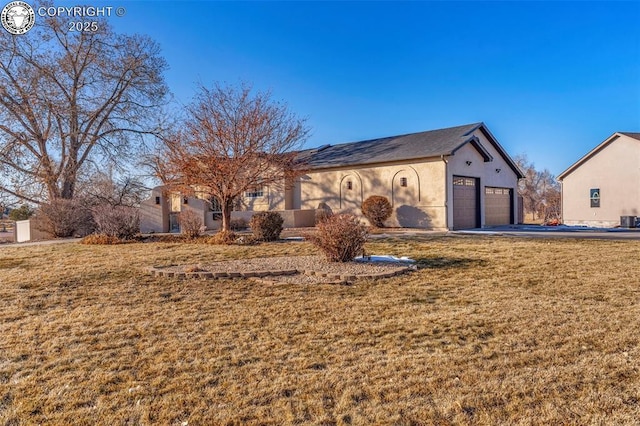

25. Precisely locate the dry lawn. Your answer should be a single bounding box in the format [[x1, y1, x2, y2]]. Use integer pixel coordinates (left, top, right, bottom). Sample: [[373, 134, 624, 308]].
[[0, 235, 639, 425]]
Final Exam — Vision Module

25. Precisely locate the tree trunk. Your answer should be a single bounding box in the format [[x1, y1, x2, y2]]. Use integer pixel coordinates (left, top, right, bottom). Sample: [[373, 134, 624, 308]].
[[221, 199, 233, 232]]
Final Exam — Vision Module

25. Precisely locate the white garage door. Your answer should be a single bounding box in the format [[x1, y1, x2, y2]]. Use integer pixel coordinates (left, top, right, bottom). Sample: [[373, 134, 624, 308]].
[[485, 187, 512, 226], [453, 176, 478, 230]]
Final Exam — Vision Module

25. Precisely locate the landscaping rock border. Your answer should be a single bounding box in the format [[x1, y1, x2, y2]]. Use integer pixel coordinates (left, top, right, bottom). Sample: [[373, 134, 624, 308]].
[[147, 261, 412, 284]]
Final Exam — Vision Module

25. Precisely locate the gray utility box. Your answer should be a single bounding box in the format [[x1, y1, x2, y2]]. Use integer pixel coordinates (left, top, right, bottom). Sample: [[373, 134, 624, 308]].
[[620, 216, 637, 228]]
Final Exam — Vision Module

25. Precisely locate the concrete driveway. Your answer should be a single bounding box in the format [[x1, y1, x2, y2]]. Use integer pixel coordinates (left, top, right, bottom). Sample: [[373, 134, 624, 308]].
[[453, 225, 640, 240]]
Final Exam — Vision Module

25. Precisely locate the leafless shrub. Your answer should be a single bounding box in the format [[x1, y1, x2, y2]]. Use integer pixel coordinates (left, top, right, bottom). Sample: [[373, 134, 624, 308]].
[[178, 210, 204, 239], [35, 199, 94, 238], [206, 230, 237, 245], [92, 205, 140, 239], [80, 234, 122, 245], [361, 195, 392, 228], [249, 212, 284, 242], [315, 203, 333, 224], [306, 213, 369, 262]]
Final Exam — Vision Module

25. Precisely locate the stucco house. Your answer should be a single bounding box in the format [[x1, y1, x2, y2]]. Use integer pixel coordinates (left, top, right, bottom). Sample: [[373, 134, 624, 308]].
[[558, 132, 640, 227], [140, 122, 523, 232]]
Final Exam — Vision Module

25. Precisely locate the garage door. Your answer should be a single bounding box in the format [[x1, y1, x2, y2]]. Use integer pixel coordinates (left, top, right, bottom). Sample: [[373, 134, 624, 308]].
[[453, 176, 478, 230], [485, 187, 512, 226]]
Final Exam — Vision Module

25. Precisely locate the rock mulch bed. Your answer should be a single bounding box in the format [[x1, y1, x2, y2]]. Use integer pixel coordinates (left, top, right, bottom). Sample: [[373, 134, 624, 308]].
[[147, 255, 415, 284]]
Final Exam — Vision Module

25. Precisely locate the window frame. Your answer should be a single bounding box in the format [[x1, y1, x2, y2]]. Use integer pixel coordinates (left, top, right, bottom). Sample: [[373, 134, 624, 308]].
[[590, 188, 600, 208]]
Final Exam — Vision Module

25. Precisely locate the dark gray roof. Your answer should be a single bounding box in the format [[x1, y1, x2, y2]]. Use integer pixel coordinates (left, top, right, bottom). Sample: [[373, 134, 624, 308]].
[[298, 123, 483, 169], [621, 132, 640, 141]]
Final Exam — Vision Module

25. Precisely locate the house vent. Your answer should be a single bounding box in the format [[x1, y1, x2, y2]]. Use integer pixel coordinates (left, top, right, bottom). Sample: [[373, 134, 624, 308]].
[[315, 144, 331, 152]]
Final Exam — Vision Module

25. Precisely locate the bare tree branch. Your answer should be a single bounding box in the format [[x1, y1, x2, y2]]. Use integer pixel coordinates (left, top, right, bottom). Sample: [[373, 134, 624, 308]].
[[0, 2, 168, 203], [153, 82, 310, 231]]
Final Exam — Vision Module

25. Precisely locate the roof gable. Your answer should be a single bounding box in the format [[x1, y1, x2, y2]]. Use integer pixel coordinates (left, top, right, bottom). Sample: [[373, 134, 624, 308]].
[[558, 132, 640, 180], [298, 122, 524, 178], [620, 132, 640, 141]]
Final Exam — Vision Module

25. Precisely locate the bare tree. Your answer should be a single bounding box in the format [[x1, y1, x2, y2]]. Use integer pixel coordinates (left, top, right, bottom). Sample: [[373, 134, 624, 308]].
[[0, 4, 168, 204], [515, 155, 561, 222], [154, 83, 310, 232], [79, 170, 150, 208]]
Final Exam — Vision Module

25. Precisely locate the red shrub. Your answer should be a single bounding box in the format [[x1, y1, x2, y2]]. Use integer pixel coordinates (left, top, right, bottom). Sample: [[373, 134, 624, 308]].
[[361, 195, 392, 227], [306, 213, 369, 262], [249, 212, 283, 242]]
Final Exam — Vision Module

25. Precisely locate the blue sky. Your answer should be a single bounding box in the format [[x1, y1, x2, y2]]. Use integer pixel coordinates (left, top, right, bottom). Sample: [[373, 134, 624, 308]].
[[105, 1, 640, 175]]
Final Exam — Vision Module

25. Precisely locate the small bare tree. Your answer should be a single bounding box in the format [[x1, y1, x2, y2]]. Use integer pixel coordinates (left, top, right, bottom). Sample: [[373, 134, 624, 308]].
[[0, 4, 168, 204], [154, 83, 310, 232], [80, 170, 150, 208], [515, 155, 560, 222]]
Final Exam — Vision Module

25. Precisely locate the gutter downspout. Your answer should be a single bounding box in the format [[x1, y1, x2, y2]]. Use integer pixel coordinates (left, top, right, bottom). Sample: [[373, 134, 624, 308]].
[[441, 154, 449, 230]]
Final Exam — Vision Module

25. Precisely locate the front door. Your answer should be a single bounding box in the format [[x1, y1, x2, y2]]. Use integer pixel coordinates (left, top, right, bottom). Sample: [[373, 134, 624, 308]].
[[169, 213, 180, 233]]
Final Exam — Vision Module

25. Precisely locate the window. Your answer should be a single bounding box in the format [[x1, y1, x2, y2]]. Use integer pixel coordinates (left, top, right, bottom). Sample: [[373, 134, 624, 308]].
[[346, 181, 353, 190], [170, 194, 181, 212], [400, 177, 407, 187], [245, 187, 264, 198], [453, 177, 475, 186], [155, 196, 160, 205], [209, 196, 222, 220], [590, 188, 600, 208]]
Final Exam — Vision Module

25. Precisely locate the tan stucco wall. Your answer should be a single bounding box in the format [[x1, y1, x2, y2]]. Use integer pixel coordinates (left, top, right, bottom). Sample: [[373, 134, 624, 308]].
[[299, 159, 448, 229], [561, 134, 640, 227], [447, 130, 519, 228], [140, 188, 169, 233], [238, 183, 287, 212], [231, 209, 316, 228]]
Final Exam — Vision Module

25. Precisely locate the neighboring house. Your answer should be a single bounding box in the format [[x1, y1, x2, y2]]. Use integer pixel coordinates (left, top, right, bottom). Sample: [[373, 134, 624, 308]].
[[558, 132, 640, 227], [140, 122, 523, 232]]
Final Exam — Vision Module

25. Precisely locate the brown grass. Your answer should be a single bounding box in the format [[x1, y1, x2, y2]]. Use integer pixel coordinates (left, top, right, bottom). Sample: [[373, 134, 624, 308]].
[[0, 236, 639, 424]]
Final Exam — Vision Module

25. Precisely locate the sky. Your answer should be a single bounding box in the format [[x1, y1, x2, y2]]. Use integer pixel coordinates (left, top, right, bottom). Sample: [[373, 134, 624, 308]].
[[98, 1, 640, 175]]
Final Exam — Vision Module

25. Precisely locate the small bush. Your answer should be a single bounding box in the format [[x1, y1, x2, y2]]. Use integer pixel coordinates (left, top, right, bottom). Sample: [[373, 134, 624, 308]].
[[92, 205, 140, 239], [8, 205, 34, 221], [229, 217, 248, 231], [35, 198, 94, 237], [315, 204, 333, 224], [249, 211, 283, 242], [80, 234, 122, 245], [307, 213, 369, 262], [179, 209, 204, 239], [361, 195, 392, 228], [206, 230, 236, 245]]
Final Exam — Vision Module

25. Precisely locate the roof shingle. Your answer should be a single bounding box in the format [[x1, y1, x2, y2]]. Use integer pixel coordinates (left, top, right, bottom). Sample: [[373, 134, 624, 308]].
[[297, 123, 483, 169]]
